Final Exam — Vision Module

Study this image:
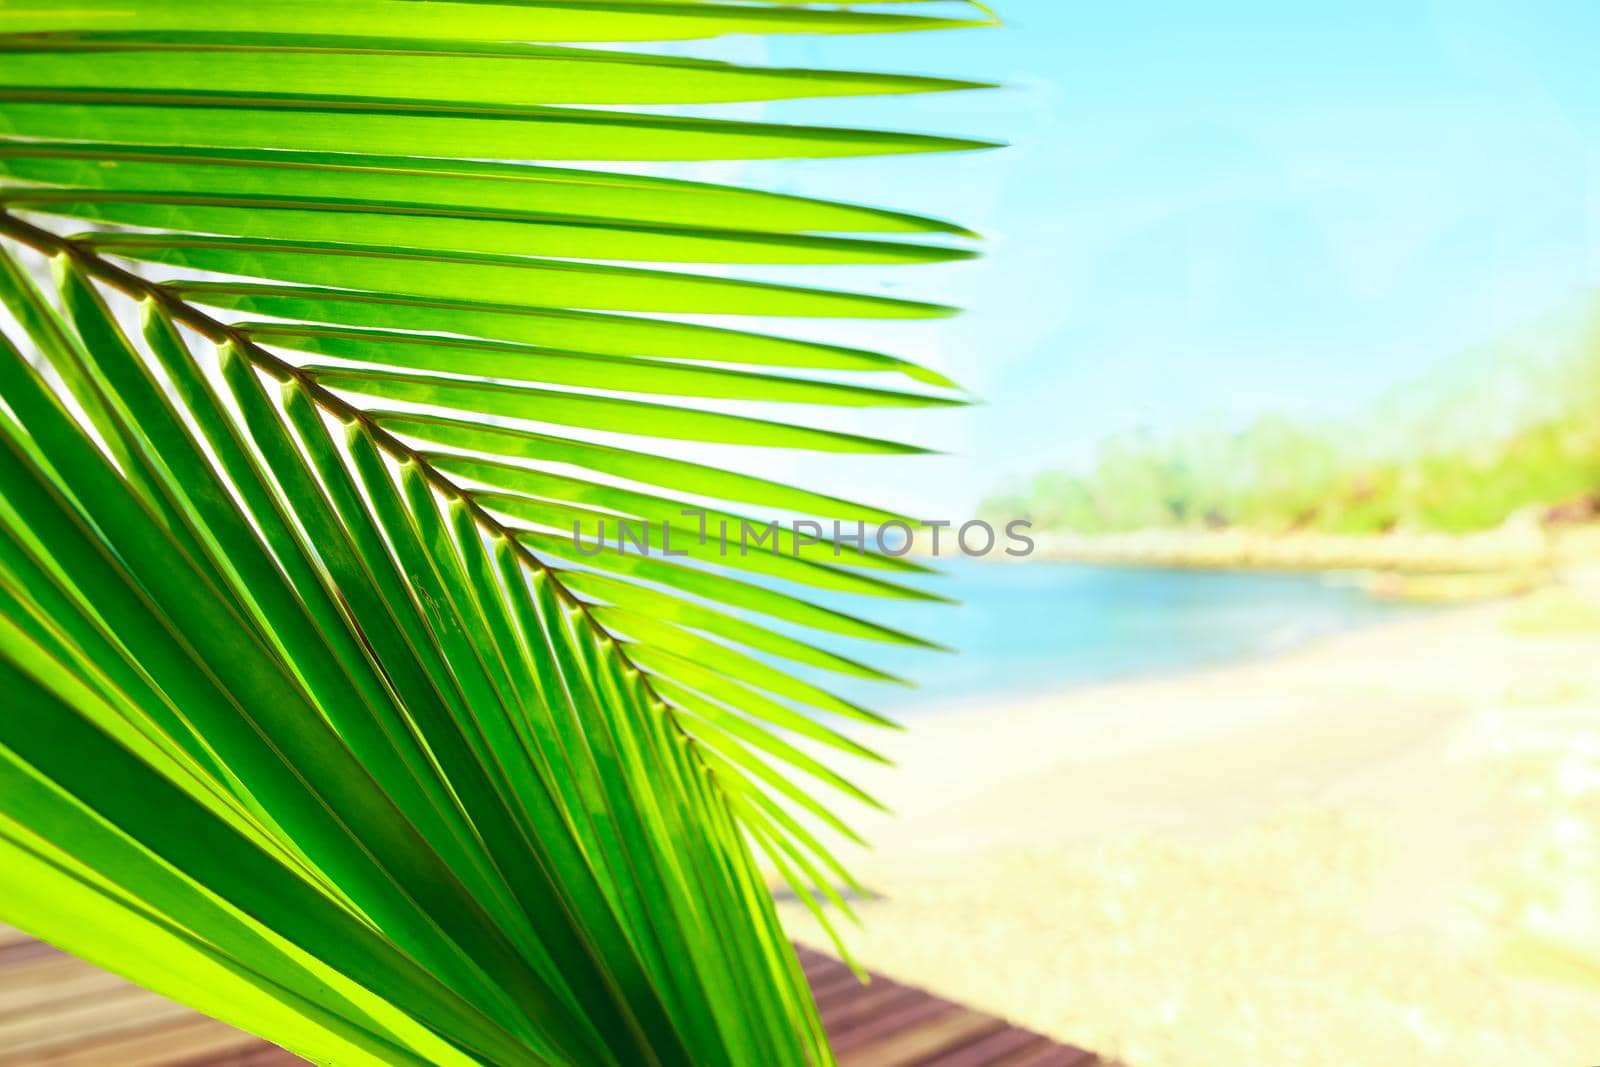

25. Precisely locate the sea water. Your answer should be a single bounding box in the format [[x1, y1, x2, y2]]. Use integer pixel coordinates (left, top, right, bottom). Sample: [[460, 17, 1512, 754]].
[[823, 559, 1427, 714]]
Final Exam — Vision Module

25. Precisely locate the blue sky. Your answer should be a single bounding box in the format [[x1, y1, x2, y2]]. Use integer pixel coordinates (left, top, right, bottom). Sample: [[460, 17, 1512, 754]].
[[682, 2, 1600, 516]]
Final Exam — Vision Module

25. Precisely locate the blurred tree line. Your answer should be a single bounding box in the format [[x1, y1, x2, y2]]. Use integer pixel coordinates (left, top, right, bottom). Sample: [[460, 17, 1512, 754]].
[[984, 304, 1600, 535]]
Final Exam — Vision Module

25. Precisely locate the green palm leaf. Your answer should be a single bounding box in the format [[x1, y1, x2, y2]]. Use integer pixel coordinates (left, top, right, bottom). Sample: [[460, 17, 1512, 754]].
[[0, 3, 994, 1064]]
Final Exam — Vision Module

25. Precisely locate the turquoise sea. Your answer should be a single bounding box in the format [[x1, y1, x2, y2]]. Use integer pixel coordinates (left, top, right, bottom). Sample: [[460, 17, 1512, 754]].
[[831, 560, 1427, 714]]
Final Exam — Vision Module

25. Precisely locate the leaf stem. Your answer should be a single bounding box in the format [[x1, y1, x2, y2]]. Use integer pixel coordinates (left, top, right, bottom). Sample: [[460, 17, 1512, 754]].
[[0, 208, 679, 722]]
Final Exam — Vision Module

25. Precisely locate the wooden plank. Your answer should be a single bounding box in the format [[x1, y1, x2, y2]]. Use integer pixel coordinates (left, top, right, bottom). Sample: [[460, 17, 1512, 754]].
[[0, 930, 33, 953], [820, 980, 920, 1030], [832, 996, 957, 1056], [799, 951, 848, 981], [0, 940, 58, 971], [0, 952, 122, 996], [993, 1043, 1099, 1067], [0, 965, 136, 1020], [816, 972, 893, 1010], [1, 985, 196, 1057], [3, 1014, 266, 1067], [916, 1026, 1050, 1067], [808, 965, 866, 1004], [170, 1043, 305, 1067], [0, 935, 1103, 1067], [843, 1008, 1007, 1067]]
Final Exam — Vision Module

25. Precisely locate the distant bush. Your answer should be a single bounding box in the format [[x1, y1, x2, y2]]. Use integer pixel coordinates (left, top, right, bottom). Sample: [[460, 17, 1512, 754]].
[[985, 303, 1600, 535]]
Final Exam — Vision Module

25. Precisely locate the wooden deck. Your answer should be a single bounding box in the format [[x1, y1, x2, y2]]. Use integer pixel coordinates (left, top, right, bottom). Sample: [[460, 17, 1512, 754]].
[[792, 945, 1101, 1067], [0, 925, 1101, 1066]]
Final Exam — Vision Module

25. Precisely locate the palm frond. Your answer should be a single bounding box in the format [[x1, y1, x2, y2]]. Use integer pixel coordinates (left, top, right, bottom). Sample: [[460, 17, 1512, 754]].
[[0, 3, 995, 1064]]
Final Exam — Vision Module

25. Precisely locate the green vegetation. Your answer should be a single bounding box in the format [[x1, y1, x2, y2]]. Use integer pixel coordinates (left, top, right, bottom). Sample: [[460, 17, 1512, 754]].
[[986, 305, 1600, 535], [0, 4, 993, 1065]]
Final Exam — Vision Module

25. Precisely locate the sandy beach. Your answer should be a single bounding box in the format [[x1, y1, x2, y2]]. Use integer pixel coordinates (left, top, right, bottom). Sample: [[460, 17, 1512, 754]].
[[777, 573, 1600, 1066]]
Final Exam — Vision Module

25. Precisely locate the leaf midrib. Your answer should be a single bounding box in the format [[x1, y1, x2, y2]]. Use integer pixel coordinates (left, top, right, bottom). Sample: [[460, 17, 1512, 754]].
[[0, 207, 682, 746]]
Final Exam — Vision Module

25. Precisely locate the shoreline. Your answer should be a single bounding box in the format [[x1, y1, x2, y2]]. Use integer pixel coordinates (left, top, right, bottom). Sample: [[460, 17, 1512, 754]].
[[889, 579, 1445, 725], [897, 596, 1450, 727], [1019, 523, 1600, 577], [778, 579, 1600, 1065]]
